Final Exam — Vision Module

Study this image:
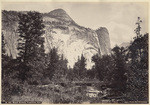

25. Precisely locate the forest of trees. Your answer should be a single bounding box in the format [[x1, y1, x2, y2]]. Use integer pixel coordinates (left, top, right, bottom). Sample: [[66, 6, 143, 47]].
[[2, 11, 148, 104]]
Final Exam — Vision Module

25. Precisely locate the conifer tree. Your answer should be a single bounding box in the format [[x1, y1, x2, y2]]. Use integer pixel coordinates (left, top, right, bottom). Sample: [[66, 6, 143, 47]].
[[111, 46, 127, 93], [73, 54, 86, 80], [17, 11, 45, 82], [127, 17, 148, 101], [45, 48, 59, 80], [17, 11, 45, 64]]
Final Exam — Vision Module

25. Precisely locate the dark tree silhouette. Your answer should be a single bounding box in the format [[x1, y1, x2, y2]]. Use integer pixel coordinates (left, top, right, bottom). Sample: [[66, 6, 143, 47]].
[[45, 48, 59, 80], [73, 54, 86, 80], [92, 54, 114, 81], [111, 46, 127, 93], [127, 17, 148, 101], [17, 11, 45, 63], [128, 34, 148, 101], [17, 11, 45, 82]]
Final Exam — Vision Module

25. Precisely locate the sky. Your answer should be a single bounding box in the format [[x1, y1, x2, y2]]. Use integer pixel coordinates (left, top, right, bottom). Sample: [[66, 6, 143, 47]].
[[1, 2, 149, 48]]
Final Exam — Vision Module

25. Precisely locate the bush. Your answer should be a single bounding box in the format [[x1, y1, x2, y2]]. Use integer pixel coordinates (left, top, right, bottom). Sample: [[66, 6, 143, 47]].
[[2, 78, 23, 103]]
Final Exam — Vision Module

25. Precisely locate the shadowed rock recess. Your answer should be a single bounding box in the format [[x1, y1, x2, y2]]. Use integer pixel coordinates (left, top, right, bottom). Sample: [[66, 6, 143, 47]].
[[2, 9, 111, 68]]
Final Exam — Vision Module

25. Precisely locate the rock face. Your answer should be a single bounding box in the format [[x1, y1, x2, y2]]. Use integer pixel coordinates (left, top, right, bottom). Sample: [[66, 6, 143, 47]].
[[2, 9, 111, 69], [47, 9, 74, 22], [96, 27, 111, 55]]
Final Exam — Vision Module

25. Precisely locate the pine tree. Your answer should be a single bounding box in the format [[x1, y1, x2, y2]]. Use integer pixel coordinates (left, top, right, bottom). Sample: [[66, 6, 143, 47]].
[[80, 54, 86, 71], [127, 17, 148, 101], [45, 48, 59, 80], [73, 54, 86, 80], [134, 17, 142, 38], [17, 11, 45, 82], [52, 54, 68, 83], [111, 46, 127, 93], [17, 11, 45, 64], [91, 54, 101, 80]]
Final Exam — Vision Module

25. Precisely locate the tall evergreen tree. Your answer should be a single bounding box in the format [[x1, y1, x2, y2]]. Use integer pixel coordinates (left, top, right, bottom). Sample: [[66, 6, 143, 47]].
[[17, 11, 45, 64], [73, 54, 86, 80], [45, 48, 59, 80], [52, 54, 68, 83], [111, 46, 127, 93], [127, 17, 148, 101], [17, 11, 45, 82]]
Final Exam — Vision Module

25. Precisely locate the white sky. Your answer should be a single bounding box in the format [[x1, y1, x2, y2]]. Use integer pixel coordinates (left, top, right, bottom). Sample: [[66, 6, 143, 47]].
[[1, 2, 149, 48]]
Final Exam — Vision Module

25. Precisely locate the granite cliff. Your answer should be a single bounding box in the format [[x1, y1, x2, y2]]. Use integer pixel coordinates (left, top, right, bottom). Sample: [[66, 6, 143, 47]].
[[2, 9, 111, 68]]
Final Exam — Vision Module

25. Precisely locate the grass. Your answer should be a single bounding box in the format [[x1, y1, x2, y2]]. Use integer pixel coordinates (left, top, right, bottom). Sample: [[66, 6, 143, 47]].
[[10, 82, 87, 104]]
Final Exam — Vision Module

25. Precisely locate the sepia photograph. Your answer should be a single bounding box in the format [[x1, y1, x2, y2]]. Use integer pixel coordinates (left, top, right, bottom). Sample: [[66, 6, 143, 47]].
[[1, 0, 149, 104]]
